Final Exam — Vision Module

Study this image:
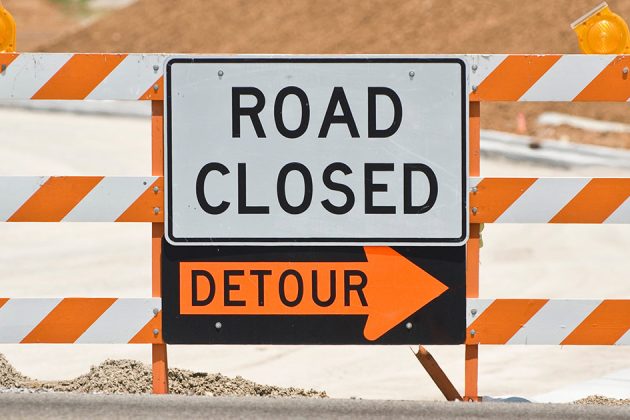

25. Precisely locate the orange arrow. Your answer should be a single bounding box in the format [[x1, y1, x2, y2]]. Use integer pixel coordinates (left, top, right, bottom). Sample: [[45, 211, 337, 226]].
[[179, 247, 448, 341]]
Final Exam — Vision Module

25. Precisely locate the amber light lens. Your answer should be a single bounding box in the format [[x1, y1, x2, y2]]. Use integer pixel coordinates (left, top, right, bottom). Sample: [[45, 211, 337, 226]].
[[586, 19, 628, 53], [573, 4, 630, 54], [0, 7, 16, 52]]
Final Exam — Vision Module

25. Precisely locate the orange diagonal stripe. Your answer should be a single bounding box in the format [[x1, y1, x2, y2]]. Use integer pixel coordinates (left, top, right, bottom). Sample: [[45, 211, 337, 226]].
[[467, 299, 548, 344], [574, 57, 630, 101], [116, 178, 163, 222], [550, 178, 630, 223], [471, 178, 537, 222], [21, 298, 116, 343], [8, 177, 103, 222], [139, 76, 163, 100], [561, 300, 630, 345], [0, 53, 19, 69], [129, 310, 163, 344], [0, 298, 8, 310], [471, 55, 561, 101], [32, 54, 127, 100]]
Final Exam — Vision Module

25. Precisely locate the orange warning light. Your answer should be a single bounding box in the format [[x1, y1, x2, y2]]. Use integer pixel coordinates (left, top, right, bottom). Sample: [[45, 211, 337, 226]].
[[0, 2, 15, 53], [572, 2, 630, 54]]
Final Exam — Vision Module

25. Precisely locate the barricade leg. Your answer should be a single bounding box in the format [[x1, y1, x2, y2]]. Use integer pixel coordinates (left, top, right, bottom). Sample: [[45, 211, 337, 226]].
[[414, 346, 463, 401], [465, 101, 481, 402], [152, 100, 169, 394]]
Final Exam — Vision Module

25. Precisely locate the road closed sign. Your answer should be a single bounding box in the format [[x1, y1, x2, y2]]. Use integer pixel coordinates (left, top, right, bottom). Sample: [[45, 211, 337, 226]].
[[165, 57, 468, 246]]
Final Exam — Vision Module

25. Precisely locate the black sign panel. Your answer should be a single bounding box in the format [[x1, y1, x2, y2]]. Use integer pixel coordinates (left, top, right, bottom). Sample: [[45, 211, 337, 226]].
[[162, 240, 465, 344]]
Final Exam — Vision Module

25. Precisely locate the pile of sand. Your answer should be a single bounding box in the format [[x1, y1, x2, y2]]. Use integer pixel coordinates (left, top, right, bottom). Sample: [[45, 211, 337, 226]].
[[0, 354, 325, 397], [44, 0, 624, 54], [40, 0, 630, 149], [575, 395, 630, 406], [3, 0, 78, 51]]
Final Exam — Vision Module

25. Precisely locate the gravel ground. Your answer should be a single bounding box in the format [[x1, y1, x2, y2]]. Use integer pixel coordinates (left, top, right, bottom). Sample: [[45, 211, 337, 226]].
[[575, 396, 630, 407], [0, 353, 325, 398]]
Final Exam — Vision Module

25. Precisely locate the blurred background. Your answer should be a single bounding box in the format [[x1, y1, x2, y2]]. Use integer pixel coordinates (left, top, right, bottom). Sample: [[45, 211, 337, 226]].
[[6, 0, 630, 149]]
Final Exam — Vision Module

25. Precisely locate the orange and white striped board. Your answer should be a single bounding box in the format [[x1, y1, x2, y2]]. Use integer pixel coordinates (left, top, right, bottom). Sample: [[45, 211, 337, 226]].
[[0, 298, 162, 343], [2, 53, 630, 101], [0, 53, 167, 100], [1, 176, 627, 224], [470, 177, 630, 224], [469, 54, 630, 101], [467, 298, 630, 345], [0, 176, 163, 222]]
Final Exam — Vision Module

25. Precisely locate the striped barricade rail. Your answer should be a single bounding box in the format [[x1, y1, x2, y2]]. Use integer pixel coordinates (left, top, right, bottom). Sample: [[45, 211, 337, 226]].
[[0, 53, 628, 398], [470, 177, 630, 224], [0, 298, 162, 344], [0, 176, 163, 222], [1, 53, 630, 101]]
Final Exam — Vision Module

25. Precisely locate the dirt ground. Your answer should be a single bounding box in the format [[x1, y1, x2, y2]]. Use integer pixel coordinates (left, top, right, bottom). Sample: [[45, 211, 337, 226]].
[[35, 0, 630, 149], [0, 353, 325, 397], [3, 0, 78, 51]]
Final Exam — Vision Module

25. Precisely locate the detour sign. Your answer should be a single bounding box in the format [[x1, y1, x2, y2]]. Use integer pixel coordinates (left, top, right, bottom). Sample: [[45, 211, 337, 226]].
[[162, 242, 465, 345]]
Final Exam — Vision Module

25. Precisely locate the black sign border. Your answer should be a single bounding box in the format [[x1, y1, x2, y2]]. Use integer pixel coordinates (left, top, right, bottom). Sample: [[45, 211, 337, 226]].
[[165, 57, 468, 245]]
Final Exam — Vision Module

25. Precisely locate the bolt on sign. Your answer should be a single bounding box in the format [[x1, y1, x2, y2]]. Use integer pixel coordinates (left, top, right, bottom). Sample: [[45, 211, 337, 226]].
[[163, 57, 468, 344]]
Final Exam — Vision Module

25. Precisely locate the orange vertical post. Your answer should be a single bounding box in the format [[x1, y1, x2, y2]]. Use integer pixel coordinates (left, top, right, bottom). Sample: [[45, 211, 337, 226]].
[[151, 100, 169, 394], [465, 101, 480, 401]]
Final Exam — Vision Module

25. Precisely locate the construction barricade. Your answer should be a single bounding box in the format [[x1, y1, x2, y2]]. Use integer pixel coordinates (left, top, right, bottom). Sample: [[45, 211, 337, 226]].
[[0, 53, 628, 399]]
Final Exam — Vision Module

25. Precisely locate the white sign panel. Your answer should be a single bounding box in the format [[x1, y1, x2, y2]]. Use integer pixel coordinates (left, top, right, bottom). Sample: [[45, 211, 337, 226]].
[[165, 57, 468, 246]]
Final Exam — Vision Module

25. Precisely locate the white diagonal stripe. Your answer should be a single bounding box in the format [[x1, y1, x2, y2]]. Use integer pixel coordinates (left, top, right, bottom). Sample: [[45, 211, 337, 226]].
[[0, 177, 48, 220], [87, 54, 166, 100], [0, 54, 72, 99], [605, 197, 630, 224], [0, 299, 62, 343], [616, 328, 630, 345], [507, 300, 601, 345], [63, 177, 157, 222], [76, 298, 159, 343], [519, 55, 613, 101], [469, 177, 482, 189], [466, 298, 493, 328], [495, 178, 590, 223]]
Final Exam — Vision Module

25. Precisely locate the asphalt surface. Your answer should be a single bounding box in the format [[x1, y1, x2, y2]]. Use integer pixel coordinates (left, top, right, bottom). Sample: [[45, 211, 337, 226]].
[[1, 393, 629, 419]]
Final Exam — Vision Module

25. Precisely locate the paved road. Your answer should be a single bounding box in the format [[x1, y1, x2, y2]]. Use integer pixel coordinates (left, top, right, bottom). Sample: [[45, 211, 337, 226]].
[[1, 393, 629, 419]]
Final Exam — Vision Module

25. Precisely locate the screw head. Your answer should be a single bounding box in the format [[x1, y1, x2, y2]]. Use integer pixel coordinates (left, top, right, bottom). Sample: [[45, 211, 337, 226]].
[[471, 309, 477, 316], [153, 64, 159, 71], [470, 329, 476, 336], [623, 67, 629, 75], [472, 64, 478, 72], [409, 70, 415, 78], [472, 207, 478, 215], [153, 328, 159, 336], [218, 70, 224, 77], [1, 64, 6, 72], [153, 186, 160, 193], [405, 322, 413, 330], [215, 322, 222, 329], [153, 207, 160, 215], [152, 308, 159, 316], [471, 186, 478, 193], [153, 84, 159, 92], [472, 85, 478, 93]]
